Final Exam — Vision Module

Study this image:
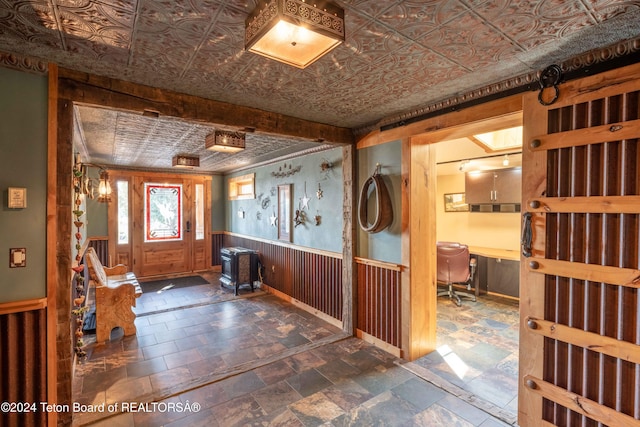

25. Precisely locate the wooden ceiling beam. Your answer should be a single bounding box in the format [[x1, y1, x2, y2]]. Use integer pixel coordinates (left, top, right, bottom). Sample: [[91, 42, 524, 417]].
[[57, 68, 354, 146], [357, 94, 523, 148]]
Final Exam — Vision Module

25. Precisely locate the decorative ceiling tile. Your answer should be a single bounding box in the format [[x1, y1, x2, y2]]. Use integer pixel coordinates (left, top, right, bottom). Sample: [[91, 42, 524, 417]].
[[0, 2, 60, 45], [203, 19, 242, 48], [341, 0, 403, 19], [584, 0, 640, 22], [419, 10, 524, 71], [131, 29, 198, 73], [57, 1, 134, 38], [349, 20, 412, 60], [56, 0, 138, 13], [1, 1, 639, 172], [64, 32, 130, 63], [304, 49, 371, 87], [377, 0, 468, 41], [136, 0, 223, 35], [472, 0, 596, 50]]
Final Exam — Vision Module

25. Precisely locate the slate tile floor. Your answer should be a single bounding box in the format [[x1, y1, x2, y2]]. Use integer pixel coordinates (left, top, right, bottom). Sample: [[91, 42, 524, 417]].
[[73, 273, 518, 426], [423, 294, 520, 420]]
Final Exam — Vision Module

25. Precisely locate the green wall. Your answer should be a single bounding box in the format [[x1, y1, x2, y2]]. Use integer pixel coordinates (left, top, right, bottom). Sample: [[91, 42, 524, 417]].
[[225, 147, 344, 253], [211, 174, 225, 231], [0, 67, 48, 302], [357, 141, 402, 264]]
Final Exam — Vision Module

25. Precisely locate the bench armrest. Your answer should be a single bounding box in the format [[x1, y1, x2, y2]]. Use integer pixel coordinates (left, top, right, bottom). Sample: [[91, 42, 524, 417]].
[[103, 264, 128, 276]]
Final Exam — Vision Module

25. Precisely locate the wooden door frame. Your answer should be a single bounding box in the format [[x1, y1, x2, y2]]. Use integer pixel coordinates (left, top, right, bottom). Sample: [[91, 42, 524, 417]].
[[108, 169, 212, 278], [54, 70, 350, 416], [359, 95, 524, 361]]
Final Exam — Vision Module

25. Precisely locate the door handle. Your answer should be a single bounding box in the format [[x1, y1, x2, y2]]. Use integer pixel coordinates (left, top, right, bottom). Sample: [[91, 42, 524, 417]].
[[521, 212, 532, 257], [186, 220, 191, 232]]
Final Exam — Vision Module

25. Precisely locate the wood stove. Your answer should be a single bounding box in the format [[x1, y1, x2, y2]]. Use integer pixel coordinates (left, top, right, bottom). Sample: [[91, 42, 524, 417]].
[[220, 247, 259, 295]]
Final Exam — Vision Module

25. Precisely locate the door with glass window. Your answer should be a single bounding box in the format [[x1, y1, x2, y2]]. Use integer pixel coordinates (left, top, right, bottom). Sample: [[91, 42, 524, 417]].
[[108, 172, 210, 278]]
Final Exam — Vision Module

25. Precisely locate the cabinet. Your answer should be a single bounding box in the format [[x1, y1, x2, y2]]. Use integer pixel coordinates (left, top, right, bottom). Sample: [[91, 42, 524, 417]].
[[473, 255, 520, 298], [465, 167, 521, 205]]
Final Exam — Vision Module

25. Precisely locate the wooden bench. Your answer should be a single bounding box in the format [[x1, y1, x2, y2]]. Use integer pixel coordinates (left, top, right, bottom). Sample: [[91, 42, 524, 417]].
[[85, 247, 143, 342]]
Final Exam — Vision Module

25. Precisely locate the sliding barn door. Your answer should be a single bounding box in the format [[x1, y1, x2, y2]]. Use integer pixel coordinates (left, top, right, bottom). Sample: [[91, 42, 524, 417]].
[[519, 63, 640, 426]]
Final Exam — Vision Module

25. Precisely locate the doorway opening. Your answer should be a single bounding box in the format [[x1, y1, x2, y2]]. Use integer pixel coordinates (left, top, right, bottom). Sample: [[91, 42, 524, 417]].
[[412, 122, 523, 423]]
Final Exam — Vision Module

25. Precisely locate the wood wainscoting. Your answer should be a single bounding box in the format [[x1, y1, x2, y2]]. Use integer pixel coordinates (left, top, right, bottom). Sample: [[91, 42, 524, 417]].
[[223, 234, 343, 322], [0, 304, 48, 427], [211, 232, 225, 269], [356, 257, 402, 356]]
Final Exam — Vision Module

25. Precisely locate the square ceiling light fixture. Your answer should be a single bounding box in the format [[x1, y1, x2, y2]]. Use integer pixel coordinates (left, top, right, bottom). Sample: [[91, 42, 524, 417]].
[[245, 0, 345, 69], [205, 130, 246, 153], [172, 155, 200, 168]]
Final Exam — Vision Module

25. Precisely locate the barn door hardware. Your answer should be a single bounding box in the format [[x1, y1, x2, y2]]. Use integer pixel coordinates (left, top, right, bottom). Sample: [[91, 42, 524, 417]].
[[521, 212, 533, 257], [538, 64, 562, 106]]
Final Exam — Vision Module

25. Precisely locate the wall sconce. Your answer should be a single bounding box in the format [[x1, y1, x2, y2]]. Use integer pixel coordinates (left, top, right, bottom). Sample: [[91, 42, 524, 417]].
[[245, 0, 345, 69], [458, 160, 470, 171], [172, 155, 200, 168], [97, 170, 112, 203], [74, 154, 112, 203], [206, 130, 246, 153]]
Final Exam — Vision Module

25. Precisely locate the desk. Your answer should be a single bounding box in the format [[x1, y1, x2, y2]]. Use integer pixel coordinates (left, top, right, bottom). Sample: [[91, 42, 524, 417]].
[[469, 246, 520, 298], [468, 246, 520, 261]]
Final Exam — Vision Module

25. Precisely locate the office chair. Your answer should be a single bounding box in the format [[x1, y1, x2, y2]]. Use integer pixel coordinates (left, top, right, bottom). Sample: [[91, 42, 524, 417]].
[[436, 242, 477, 307]]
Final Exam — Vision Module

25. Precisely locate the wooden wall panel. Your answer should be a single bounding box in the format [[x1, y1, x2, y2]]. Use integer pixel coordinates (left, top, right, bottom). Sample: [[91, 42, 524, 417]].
[[223, 235, 343, 320], [89, 238, 109, 266], [211, 232, 225, 266], [356, 259, 402, 348], [0, 309, 48, 427]]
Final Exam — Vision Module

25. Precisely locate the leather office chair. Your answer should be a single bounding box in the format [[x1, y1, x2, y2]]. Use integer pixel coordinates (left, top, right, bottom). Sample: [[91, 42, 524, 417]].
[[436, 241, 477, 306]]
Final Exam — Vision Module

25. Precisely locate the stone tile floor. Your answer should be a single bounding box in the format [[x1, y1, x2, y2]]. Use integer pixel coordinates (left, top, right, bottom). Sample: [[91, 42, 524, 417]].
[[73, 273, 518, 426]]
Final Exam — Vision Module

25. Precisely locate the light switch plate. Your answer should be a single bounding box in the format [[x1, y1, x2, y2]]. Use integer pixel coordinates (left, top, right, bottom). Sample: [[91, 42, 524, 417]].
[[10, 248, 26, 268]]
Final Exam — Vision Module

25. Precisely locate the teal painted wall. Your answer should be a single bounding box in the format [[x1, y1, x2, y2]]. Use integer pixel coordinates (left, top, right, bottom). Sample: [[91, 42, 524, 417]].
[[211, 174, 225, 231], [357, 141, 402, 264], [225, 147, 343, 253], [0, 67, 48, 302], [85, 167, 108, 237]]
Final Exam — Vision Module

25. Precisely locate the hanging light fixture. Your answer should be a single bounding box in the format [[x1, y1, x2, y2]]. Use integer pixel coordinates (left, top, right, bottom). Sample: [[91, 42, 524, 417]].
[[245, 0, 345, 69], [97, 170, 112, 203], [172, 155, 200, 168], [206, 130, 246, 153]]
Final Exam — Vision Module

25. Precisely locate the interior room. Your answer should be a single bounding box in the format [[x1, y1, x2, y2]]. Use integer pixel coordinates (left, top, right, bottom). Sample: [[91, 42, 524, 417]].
[[428, 127, 523, 421], [1, 2, 640, 427]]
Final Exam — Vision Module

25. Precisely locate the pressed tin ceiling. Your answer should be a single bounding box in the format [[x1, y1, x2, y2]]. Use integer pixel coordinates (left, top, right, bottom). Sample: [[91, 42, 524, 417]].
[[1, 0, 640, 172]]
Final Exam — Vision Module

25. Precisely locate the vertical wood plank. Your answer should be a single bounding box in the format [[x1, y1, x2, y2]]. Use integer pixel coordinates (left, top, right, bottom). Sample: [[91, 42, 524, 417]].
[[407, 139, 437, 360], [46, 63, 59, 427], [400, 137, 411, 358], [55, 84, 75, 426], [519, 90, 548, 426], [342, 144, 356, 335]]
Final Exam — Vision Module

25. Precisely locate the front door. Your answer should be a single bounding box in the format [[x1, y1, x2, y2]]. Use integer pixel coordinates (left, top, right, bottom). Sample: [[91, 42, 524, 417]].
[[519, 63, 640, 426], [108, 171, 211, 278]]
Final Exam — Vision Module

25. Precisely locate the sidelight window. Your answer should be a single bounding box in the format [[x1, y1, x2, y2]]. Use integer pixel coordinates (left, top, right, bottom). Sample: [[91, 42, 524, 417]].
[[195, 183, 204, 240], [117, 180, 129, 244]]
